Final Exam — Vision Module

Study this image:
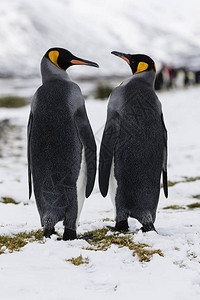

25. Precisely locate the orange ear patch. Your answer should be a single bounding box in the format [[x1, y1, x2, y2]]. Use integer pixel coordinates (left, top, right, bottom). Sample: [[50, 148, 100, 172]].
[[48, 50, 60, 68], [135, 62, 149, 74], [49, 50, 64, 70]]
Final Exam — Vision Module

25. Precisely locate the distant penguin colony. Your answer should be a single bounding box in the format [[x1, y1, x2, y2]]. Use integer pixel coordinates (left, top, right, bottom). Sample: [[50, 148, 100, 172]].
[[99, 51, 168, 232], [28, 47, 168, 239], [28, 48, 98, 240]]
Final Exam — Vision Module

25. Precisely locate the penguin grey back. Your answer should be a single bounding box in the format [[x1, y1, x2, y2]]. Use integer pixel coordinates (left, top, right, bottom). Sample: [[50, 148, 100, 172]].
[[28, 48, 98, 240], [99, 52, 168, 232]]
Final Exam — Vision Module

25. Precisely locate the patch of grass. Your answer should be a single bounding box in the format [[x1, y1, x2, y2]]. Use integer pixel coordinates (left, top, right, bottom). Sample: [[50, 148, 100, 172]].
[[1, 197, 19, 205], [187, 202, 200, 209], [0, 249, 5, 255], [0, 235, 27, 253], [131, 244, 164, 262], [82, 228, 163, 262], [161, 176, 200, 189], [0, 230, 43, 254], [0, 96, 28, 108], [161, 180, 179, 188], [192, 195, 200, 199], [94, 84, 113, 99], [163, 205, 186, 210], [174, 247, 180, 251], [183, 176, 200, 183], [168, 180, 179, 187], [101, 218, 114, 222], [16, 230, 44, 241], [66, 254, 89, 266], [187, 251, 198, 259]]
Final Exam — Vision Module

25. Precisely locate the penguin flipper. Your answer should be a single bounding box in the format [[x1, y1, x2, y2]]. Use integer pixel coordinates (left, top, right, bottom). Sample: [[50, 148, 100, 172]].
[[27, 111, 33, 199], [99, 111, 120, 197], [75, 107, 97, 198], [161, 113, 168, 198]]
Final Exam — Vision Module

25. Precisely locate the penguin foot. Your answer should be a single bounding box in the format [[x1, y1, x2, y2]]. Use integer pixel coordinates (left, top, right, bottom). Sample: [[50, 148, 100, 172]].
[[107, 220, 129, 232], [43, 227, 56, 238], [63, 228, 77, 241], [57, 233, 93, 241], [140, 223, 157, 233]]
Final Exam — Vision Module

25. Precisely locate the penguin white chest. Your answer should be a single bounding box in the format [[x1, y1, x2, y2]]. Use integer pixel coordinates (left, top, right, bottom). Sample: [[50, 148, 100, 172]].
[[76, 147, 87, 226], [109, 158, 118, 218]]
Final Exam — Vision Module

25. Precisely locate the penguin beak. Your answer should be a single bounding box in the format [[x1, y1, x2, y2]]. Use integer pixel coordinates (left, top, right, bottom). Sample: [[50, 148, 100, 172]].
[[111, 51, 130, 64], [70, 57, 99, 68]]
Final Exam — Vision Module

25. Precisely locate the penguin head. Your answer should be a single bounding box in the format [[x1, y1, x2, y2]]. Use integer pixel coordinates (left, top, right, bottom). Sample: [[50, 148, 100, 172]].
[[44, 48, 99, 71], [111, 51, 156, 75]]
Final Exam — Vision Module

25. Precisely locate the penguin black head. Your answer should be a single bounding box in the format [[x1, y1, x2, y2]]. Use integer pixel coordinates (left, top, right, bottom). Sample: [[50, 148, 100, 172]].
[[44, 48, 99, 71], [111, 51, 156, 75]]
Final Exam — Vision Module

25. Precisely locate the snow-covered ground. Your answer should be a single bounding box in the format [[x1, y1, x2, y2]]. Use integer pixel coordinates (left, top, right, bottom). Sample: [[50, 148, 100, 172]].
[[0, 84, 200, 299]]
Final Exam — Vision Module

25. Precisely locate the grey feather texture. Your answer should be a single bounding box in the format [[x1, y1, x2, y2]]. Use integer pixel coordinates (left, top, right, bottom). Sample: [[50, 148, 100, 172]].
[[28, 56, 96, 238], [99, 69, 168, 231]]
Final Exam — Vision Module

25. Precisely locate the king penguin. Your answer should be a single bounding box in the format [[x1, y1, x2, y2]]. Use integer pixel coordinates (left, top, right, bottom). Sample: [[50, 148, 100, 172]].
[[28, 47, 98, 240], [99, 51, 168, 232]]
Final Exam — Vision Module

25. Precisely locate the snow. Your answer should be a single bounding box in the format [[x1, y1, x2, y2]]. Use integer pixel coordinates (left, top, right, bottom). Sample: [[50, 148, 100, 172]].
[[0, 0, 200, 77], [0, 82, 200, 299]]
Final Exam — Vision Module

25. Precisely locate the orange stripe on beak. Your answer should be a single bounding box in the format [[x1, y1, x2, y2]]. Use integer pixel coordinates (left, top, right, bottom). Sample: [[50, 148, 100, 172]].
[[121, 56, 130, 64], [70, 59, 89, 65]]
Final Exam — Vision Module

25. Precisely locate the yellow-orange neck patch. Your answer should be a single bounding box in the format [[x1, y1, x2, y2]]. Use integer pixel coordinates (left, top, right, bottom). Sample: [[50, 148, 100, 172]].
[[119, 79, 125, 85], [134, 61, 149, 74], [48, 50, 63, 70]]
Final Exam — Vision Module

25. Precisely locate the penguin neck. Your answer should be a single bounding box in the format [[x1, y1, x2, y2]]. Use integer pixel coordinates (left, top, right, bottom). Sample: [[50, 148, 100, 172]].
[[41, 57, 70, 84], [132, 69, 156, 87]]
